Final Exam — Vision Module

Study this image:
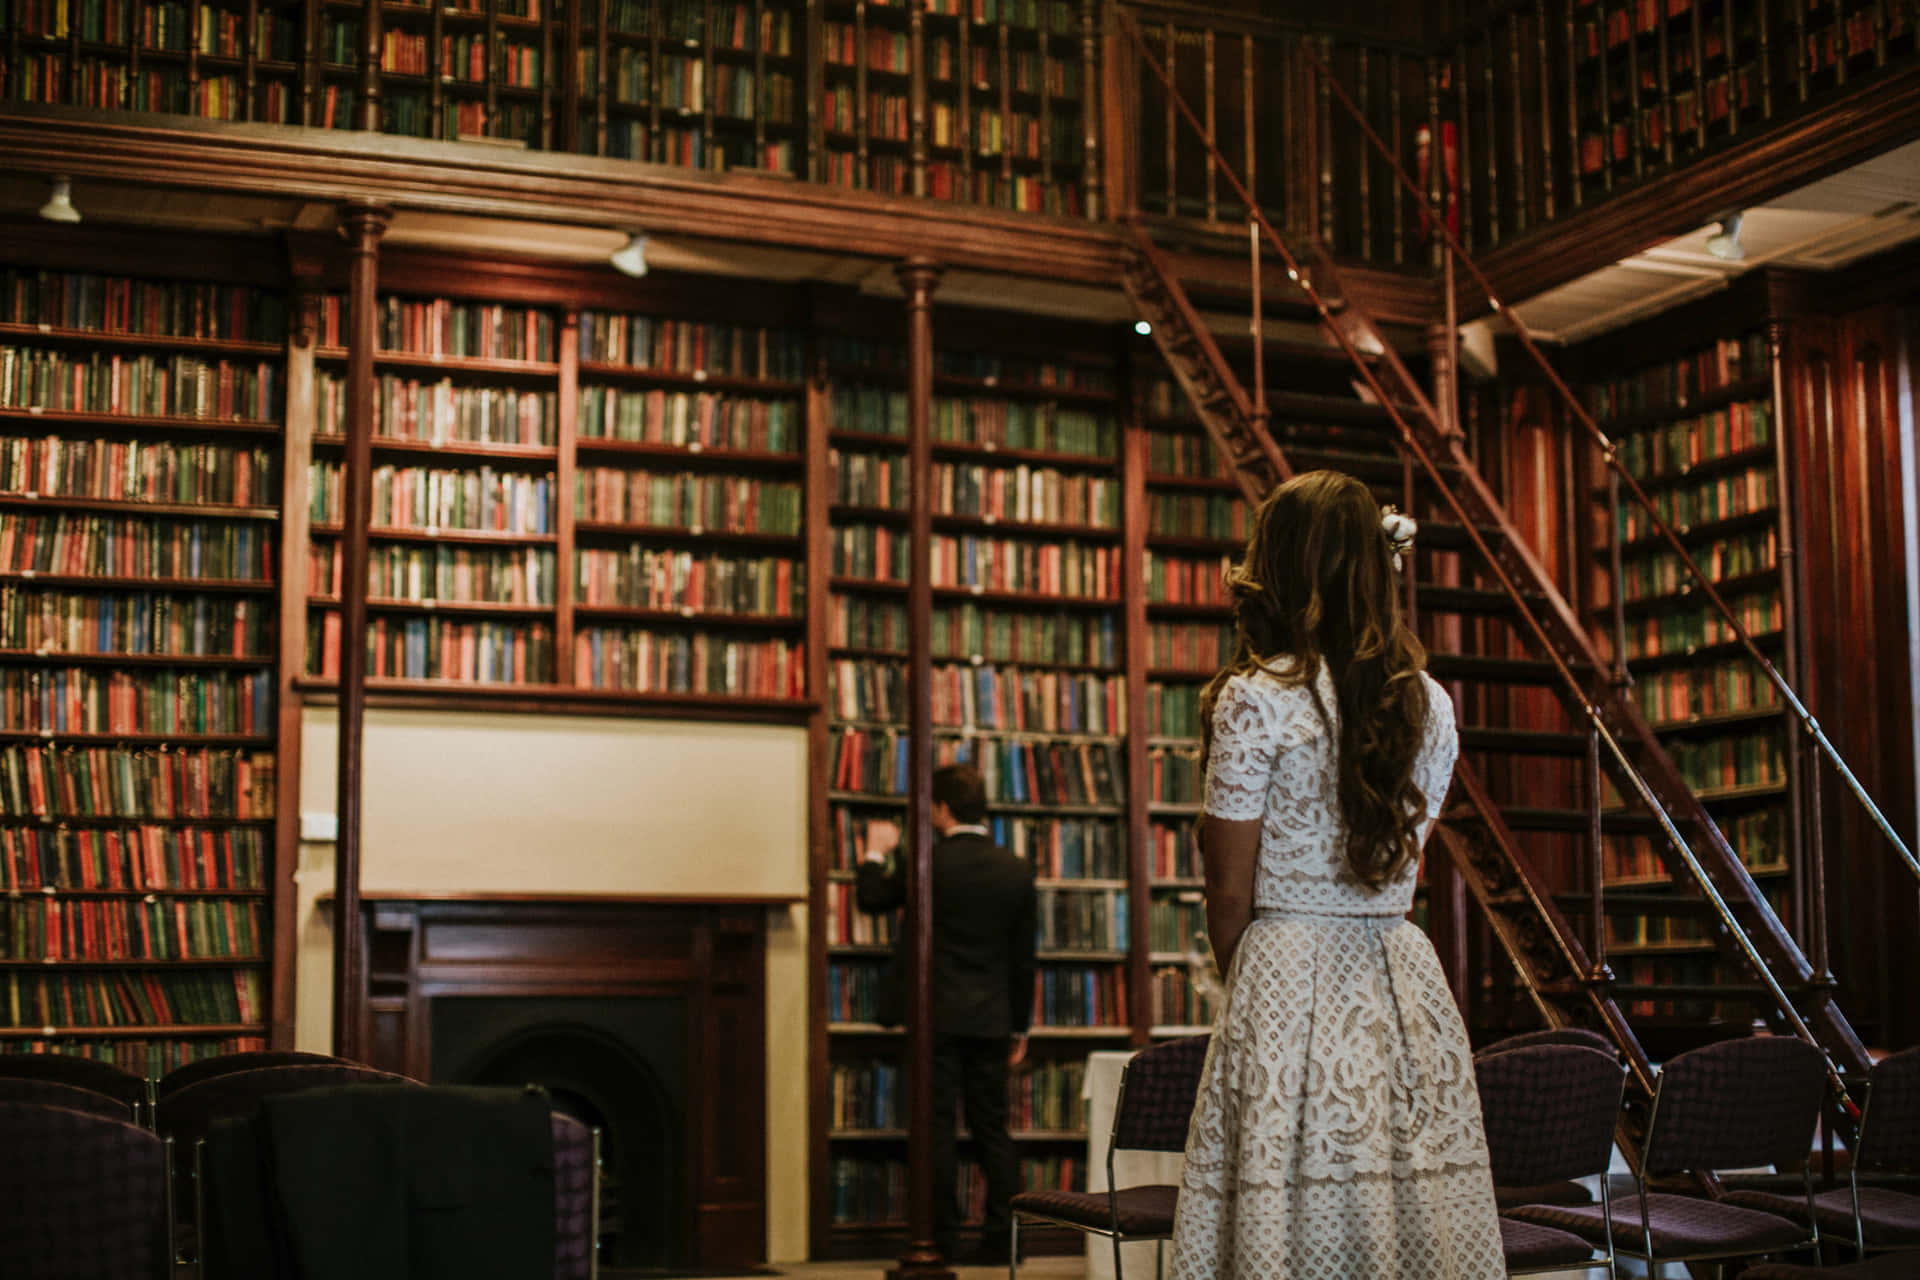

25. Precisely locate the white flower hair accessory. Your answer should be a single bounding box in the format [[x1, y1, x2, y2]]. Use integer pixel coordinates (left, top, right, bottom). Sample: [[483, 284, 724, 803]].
[[1381, 506, 1418, 571]]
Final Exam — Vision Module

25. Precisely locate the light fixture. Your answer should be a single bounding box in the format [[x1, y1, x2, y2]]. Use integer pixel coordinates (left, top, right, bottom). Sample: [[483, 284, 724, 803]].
[[1705, 212, 1746, 261], [1133, 320, 1153, 337], [38, 176, 81, 224], [609, 232, 648, 278]]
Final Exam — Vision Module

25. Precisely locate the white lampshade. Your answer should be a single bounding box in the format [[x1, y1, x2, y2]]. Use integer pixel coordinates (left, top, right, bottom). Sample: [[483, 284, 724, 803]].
[[1705, 212, 1746, 261], [38, 176, 81, 224], [610, 232, 648, 278]]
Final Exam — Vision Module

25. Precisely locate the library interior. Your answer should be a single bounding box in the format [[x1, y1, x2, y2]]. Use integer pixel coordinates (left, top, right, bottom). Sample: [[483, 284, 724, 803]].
[[2, 0, 1920, 1275]]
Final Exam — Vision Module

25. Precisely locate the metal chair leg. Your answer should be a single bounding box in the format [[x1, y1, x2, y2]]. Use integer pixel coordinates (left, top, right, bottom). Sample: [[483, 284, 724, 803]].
[[1008, 1216, 1019, 1280]]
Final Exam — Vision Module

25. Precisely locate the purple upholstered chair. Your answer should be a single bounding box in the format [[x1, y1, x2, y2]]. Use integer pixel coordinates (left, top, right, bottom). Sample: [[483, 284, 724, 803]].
[[0, 1100, 168, 1280], [0, 1051, 146, 1111], [155, 1050, 360, 1100], [551, 1111, 601, 1280], [0, 1075, 140, 1124], [1008, 1033, 1209, 1280], [1720, 1043, 1920, 1260], [1476, 1026, 1619, 1060], [1476, 1044, 1628, 1276], [1508, 1035, 1828, 1272]]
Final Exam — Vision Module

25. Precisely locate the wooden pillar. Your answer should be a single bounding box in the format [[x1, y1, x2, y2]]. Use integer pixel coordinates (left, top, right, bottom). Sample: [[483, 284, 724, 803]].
[[891, 255, 950, 1280], [332, 201, 390, 1060]]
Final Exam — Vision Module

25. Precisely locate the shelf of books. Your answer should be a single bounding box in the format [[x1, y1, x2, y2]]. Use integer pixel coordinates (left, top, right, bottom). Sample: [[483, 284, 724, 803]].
[[1583, 324, 1798, 1025], [365, 0, 558, 145], [1138, 377, 1239, 1038], [572, 0, 802, 172], [0, 261, 285, 1076]]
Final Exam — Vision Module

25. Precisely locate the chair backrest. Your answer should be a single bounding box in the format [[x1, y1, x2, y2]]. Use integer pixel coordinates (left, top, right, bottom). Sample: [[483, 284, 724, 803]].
[[1111, 1034, 1210, 1154], [0, 1101, 167, 1280], [1476, 1027, 1618, 1059], [1856, 1044, 1920, 1175], [157, 1050, 360, 1099], [0, 1075, 137, 1123], [1475, 1044, 1626, 1187], [1641, 1036, 1829, 1178], [0, 1050, 146, 1106], [155, 1063, 418, 1146], [552, 1112, 596, 1280]]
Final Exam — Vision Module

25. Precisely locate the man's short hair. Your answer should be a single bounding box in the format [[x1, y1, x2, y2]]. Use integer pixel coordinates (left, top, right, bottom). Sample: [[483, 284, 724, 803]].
[[933, 764, 989, 824]]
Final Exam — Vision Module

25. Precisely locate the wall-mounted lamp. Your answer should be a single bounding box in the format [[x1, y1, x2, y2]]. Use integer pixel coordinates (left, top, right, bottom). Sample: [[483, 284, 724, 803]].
[[1705, 212, 1746, 262], [1134, 320, 1153, 337], [38, 176, 81, 224], [610, 232, 649, 278]]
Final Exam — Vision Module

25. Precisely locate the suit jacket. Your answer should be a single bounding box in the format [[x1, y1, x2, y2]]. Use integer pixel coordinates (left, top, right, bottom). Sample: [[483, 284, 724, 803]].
[[856, 829, 1039, 1039]]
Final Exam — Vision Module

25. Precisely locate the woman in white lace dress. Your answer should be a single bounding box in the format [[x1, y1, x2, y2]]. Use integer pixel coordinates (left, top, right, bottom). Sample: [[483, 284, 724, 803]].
[[1167, 471, 1504, 1279]]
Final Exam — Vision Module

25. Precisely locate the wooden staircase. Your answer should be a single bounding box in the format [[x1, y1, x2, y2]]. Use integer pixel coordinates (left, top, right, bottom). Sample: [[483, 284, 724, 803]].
[[1121, 225, 1875, 1128]]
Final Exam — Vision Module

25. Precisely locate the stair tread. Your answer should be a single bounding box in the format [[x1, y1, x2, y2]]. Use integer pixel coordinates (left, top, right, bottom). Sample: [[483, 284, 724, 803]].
[[1428, 653, 1589, 684], [1415, 584, 1548, 615], [1457, 727, 1591, 756], [1485, 806, 1666, 834]]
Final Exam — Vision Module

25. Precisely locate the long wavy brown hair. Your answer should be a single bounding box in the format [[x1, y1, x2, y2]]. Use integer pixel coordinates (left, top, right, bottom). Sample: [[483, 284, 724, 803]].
[[1199, 470, 1432, 888]]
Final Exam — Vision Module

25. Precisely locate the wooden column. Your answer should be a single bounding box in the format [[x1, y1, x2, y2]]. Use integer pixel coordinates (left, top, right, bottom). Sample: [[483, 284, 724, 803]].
[[357, 0, 382, 130], [891, 255, 950, 1280], [333, 201, 390, 1060]]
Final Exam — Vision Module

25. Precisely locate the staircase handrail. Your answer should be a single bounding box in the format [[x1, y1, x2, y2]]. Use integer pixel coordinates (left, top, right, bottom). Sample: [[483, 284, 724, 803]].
[[1287, 37, 1920, 892], [1116, 8, 1862, 1114]]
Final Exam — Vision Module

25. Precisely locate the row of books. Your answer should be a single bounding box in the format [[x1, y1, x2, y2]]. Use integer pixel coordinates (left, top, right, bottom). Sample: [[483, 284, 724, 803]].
[[928, 536, 1122, 598], [1584, 333, 1769, 422], [2, 1035, 269, 1077], [825, 810, 1126, 878], [572, 627, 803, 696], [3, 896, 263, 961], [830, 386, 907, 438], [0, 348, 282, 422], [1604, 810, 1785, 881], [827, 1156, 1086, 1228], [928, 463, 1119, 527], [1147, 680, 1206, 737], [1620, 589, 1781, 660], [930, 399, 1115, 457], [1605, 913, 1711, 950], [0, 588, 271, 659], [1615, 526, 1775, 598], [1149, 745, 1203, 804], [576, 388, 800, 451], [1035, 885, 1127, 951], [1666, 730, 1785, 793], [1, 270, 288, 346], [928, 604, 1118, 667], [825, 957, 887, 1023], [1, 667, 275, 737], [305, 615, 555, 684], [927, 44, 1084, 100], [2, 967, 263, 1028], [575, 313, 805, 382], [0, 823, 267, 892], [0, 514, 275, 581], [0, 437, 277, 509], [1145, 428, 1222, 475], [1630, 658, 1781, 726], [1148, 492, 1246, 541], [575, 547, 800, 616], [827, 1056, 1088, 1133], [320, 297, 555, 364], [310, 542, 557, 606], [935, 733, 1127, 807], [1612, 466, 1776, 541], [0, 745, 277, 820], [576, 468, 802, 534], [829, 659, 1124, 734], [1148, 893, 1204, 953], [317, 373, 557, 446], [10, 0, 295, 57], [830, 525, 905, 581], [1147, 622, 1233, 672], [824, 879, 896, 948], [1034, 965, 1127, 1027], [1149, 817, 1197, 879], [1145, 552, 1233, 606], [1613, 398, 1774, 478], [310, 463, 556, 535], [1150, 963, 1217, 1027]]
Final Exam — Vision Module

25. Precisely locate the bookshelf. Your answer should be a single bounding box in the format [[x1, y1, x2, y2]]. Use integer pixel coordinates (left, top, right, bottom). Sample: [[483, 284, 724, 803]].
[[0, 260, 286, 1076], [1580, 316, 1800, 1027]]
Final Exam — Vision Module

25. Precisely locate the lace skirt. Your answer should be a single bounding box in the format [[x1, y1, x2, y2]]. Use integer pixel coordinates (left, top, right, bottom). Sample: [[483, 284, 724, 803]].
[[1168, 914, 1505, 1280]]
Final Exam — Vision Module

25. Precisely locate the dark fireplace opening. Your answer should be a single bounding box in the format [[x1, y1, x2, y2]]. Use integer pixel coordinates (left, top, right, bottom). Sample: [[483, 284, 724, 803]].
[[430, 996, 686, 1269]]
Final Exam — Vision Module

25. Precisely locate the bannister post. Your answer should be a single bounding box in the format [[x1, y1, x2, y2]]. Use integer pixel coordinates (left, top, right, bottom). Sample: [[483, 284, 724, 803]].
[[1082, 0, 1102, 220]]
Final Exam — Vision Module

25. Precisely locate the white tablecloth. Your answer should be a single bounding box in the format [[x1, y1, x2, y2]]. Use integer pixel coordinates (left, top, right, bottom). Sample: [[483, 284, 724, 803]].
[[1081, 1049, 1187, 1280]]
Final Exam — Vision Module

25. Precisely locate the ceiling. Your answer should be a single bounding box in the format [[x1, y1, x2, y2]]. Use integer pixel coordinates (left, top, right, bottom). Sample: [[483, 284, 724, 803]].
[[1503, 139, 1920, 346]]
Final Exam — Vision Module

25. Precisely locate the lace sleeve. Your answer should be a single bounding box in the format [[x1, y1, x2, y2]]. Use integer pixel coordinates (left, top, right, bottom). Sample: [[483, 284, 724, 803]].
[[1202, 676, 1284, 821], [1412, 676, 1461, 836]]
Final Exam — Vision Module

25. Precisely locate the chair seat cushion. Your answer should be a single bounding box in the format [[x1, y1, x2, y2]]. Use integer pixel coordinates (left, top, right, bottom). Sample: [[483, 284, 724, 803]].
[[1011, 1185, 1178, 1236], [1497, 1216, 1597, 1268], [1496, 1179, 1594, 1211], [1722, 1186, 1920, 1247], [1510, 1191, 1809, 1255]]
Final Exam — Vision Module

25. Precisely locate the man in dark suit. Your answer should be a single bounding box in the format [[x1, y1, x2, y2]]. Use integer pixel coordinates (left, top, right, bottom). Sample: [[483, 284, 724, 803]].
[[856, 763, 1038, 1266]]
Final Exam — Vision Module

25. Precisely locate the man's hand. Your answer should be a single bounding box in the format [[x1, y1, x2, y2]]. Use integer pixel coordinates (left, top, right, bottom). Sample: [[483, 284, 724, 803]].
[[1008, 1034, 1028, 1068], [863, 818, 901, 861]]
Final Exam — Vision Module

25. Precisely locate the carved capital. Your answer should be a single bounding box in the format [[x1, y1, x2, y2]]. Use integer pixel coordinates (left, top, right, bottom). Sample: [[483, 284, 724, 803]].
[[894, 256, 943, 305], [338, 200, 392, 248]]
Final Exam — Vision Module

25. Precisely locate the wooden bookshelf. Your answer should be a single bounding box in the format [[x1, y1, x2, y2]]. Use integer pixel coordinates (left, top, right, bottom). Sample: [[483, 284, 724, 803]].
[[0, 258, 287, 1074]]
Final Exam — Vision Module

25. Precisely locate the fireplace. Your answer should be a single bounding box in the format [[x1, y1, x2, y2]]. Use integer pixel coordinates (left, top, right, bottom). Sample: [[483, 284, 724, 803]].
[[349, 894, 772, 1270]]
